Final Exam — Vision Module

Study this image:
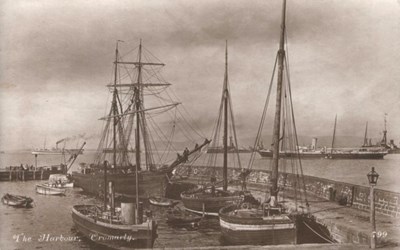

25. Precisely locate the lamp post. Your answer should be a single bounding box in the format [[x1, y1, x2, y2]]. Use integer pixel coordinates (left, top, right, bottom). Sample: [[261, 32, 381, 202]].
[[367, 167, 379, 249]]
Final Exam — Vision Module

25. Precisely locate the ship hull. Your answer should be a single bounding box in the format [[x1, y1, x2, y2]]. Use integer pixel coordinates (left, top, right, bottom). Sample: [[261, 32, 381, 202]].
[[326, 153, 386, 159], [31, 149, 84, 155], [181, 190, 241, 216], [36, 184, 66, 195], [258, 150, 325, 159], [219, 205, 296, 245], [72, 205, 157, 249], [258, 150, 386, 159], [72, 171, 168, 198]]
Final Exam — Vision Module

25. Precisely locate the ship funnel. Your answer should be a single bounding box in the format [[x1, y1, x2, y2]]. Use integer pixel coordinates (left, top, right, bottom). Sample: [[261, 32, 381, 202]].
[[311, 138, 318, 150]]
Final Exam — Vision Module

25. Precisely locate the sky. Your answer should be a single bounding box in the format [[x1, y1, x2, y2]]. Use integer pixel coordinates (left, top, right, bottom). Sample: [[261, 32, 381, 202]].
[[1, 0, 400, 150]]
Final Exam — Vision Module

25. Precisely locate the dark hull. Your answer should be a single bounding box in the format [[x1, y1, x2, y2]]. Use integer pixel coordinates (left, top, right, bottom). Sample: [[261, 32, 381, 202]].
[[1, 194, 33, 208], [181, 190, 241, 216], [388, 148, 400, 154], [72, 171, 167, 198], [72, 205, 157, 249], [149, 197, 177, 207], [219, 205, 296, 245], [258, 150, 325, 159], [326, 153, 386, 159], [258, 150, 386, 159]]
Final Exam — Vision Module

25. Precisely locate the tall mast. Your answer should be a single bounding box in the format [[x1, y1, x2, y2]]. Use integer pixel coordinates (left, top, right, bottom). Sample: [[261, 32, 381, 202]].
[[113, 42, 119, 170], [363, 121, 368, 146], [270, 0, 286, 204], [135, 40, 142, 217], [223, 40, 228, 191], [330, 114, 337, 155]]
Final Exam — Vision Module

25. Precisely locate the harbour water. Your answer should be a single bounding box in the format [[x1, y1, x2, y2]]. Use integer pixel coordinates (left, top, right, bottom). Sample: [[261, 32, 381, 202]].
[[1, 151, 399, 249], [2, 150, 398, 191]]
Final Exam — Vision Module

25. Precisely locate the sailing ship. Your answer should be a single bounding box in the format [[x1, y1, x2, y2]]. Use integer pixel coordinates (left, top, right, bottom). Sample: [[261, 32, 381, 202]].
[[181, 42, 242, 216], [219, 0, 328, 245], [71, 40, 209, 199], [326, 115, 388, 159]]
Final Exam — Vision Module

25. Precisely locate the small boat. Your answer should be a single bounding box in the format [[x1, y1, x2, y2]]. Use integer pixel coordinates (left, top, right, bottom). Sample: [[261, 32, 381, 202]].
[[149, 196, 178, 207], [166, 206, 202, 225], [1, 193, 33, 207], [36, 183, 66, 195], [48, 174, 74, 188]]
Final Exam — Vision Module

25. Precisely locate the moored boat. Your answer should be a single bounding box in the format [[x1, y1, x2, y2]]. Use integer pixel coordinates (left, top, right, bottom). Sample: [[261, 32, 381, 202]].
[[72, 204, 157, 249], [49, 174, 74, 188], [181, 42, 243, 216], [219, 0, 328, 245], [1, 193, 34, 207], [36, 183, 66, 195], [149, 196, 178, 207], [219, 204, 296, 245]]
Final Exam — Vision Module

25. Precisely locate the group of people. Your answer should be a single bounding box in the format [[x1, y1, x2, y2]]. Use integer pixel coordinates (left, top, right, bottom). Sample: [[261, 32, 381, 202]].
[[16, 164, 35, 171]]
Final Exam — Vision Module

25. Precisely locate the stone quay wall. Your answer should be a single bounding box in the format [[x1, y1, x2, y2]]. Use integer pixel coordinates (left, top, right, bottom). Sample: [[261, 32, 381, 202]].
[[174, 165, 400, 218]]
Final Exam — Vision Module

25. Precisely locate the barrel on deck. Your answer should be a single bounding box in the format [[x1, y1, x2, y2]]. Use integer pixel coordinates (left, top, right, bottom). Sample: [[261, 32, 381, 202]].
[[121, 202, 136, 224]]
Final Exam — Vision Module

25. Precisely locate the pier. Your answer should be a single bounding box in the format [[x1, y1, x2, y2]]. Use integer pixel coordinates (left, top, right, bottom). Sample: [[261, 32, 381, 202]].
[[172, 165, 400, 248], [0, 165, 66, 181]]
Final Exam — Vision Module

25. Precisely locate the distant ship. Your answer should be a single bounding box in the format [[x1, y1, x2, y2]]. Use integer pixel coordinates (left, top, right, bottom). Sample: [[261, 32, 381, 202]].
[[258, 138, 326, 159], [31, 138, 84, 155], [207, 137, 252, 153], [361, 115, 400, 154], [325, 115, 387, 159]]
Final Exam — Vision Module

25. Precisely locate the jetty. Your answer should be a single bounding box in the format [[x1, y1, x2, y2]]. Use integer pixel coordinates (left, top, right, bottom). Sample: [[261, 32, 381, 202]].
[[172, 165, 400, 248], [0, 165, 66, 181]]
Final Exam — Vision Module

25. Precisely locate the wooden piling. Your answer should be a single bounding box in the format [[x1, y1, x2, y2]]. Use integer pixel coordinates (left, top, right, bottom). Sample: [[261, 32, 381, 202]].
[[22, 170, 25, 181], [9, 170, 12, 181], [41, 169, 44, 180]]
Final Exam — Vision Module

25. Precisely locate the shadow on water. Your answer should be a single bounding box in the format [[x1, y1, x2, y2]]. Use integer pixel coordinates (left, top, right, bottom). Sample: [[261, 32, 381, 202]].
[[294, 214, 335, 244]]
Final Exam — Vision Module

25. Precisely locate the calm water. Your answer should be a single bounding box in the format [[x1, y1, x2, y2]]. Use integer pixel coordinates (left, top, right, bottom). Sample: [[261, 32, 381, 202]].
[[0, 151, 399, 249]]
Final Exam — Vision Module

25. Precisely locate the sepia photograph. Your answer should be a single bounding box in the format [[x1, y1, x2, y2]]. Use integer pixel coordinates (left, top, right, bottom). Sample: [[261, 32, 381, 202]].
[[1, 0, 399, 249]]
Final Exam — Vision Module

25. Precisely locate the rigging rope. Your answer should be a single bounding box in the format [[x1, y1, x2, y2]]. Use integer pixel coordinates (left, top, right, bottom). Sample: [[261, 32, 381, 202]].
[[247, 54, 278, 170]]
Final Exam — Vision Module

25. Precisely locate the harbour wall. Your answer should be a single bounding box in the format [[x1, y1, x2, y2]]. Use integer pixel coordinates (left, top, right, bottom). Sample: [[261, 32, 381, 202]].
[[174, 165, 400, 218], [0, 165, 66, 181]]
